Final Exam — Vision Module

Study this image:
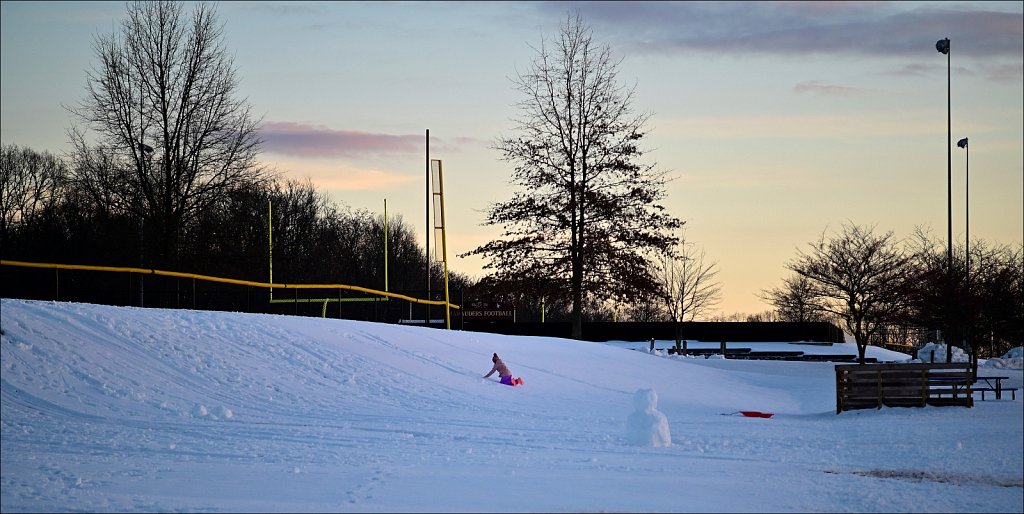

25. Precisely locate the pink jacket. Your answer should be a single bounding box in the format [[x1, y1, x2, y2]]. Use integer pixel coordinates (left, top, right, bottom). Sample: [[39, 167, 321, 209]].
[[484, 355, 511, 378]]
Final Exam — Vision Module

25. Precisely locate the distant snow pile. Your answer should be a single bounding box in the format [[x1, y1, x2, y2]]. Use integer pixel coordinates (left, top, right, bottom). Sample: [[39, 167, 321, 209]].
[[626, 388, 671, 447], [981, 346, 1024, 370], [912, 343, 1022, 369], [913, 343, 969, 363], [191, 403, 233, 420]]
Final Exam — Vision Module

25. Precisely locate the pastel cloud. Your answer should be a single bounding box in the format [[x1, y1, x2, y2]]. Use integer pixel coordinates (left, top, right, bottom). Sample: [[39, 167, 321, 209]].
[[793, 80, 864, 97], [659, 110, 944, 141], [537, 2, 1023, 60], [261, 122, 422, 158], [260, 122, 489, 159], [263, 157, 416, 192]]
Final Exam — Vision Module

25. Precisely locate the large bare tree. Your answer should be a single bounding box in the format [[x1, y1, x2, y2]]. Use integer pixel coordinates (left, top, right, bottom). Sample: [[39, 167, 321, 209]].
[[464, 13, 681, 339], [787, 223, 913, 364], [68, 0, 264, 268]]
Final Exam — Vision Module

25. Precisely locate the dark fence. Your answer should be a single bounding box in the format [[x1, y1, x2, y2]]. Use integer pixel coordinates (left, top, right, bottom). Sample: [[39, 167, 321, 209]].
[[0, 261, 452, 323], [457, 320, 845, 343], [3, 262, 845, 344]]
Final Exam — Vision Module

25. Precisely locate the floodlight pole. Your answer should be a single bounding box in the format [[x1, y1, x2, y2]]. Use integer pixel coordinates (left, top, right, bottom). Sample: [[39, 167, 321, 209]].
[[946, 43, 953, 363], [958, 138, 969, 303], [945, 44, 952, 312], [965, 139, 971, 374], [936, 37, 953, 362], [958, 141, 966, 301], [958, 137, 972, 376], [425, 129, 431, 325]]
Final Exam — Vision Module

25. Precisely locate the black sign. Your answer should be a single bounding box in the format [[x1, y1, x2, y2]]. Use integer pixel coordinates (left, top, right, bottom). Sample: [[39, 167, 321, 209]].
[[463, 301, 515, 321]]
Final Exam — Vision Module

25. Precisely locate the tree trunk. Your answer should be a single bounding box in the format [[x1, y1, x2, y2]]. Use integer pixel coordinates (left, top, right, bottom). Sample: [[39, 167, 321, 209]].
[[571, 249, 583, 340]]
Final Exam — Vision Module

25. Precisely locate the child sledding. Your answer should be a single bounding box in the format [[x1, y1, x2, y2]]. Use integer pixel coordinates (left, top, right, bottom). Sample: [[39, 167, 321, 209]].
[[483, 353, 523, 386]]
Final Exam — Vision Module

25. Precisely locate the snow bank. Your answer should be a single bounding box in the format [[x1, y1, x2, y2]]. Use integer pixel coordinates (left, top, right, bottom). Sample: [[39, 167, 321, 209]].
[[913, 342, 970, 363], [982, 346, 1024, 370], [912, 343, 1023, 370]]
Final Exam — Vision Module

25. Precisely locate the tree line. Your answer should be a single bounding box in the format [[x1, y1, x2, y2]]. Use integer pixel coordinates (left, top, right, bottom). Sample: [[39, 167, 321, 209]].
[[1, 142, 466, 319], [762, 222, 1022, 362]]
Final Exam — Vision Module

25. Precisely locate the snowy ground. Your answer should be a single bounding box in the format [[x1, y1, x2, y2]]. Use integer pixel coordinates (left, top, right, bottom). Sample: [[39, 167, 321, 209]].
[[1, 298, 1021, 513]]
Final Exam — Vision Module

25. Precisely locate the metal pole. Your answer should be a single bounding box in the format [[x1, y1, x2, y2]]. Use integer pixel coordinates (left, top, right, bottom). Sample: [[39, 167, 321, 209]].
[[425, 129, 431, 325], [944, 40, 953, 363], [268, 199, 273, 302], [964, 141, 972, 376], [946, 45, 952, 294], [139, 75, 145, 309], [964, 142, 969, 301]]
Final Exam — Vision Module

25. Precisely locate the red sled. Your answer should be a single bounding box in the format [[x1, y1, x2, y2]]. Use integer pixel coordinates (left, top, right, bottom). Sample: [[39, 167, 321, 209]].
[[500, 376, 524, 386], [739, 410, 773, 418]]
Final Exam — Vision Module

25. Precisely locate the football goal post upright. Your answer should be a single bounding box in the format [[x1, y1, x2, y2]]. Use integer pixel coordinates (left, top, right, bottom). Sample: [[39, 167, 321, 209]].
[[431, 159, 452, 329]]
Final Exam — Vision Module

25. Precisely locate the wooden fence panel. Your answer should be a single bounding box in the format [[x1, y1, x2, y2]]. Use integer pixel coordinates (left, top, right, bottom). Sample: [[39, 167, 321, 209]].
[[836, 363, 973, 413]]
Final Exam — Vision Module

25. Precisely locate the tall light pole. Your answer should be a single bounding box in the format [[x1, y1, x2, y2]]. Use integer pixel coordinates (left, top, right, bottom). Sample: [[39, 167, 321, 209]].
[[958, 137, 969, 284], [425, 128, 431, 325], [936, 37, 952, 362], [958, 136, 971, 375]]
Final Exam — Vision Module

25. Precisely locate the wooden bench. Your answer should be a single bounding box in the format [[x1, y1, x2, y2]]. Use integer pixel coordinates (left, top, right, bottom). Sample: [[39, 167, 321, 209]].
[[800, 354, 877, 363], [835, 362, 974, 413], [666, 348, 752, 357], [731, 350, 805, 360], [972, 387, 1017, 401], [973, 375, 1017, 401]]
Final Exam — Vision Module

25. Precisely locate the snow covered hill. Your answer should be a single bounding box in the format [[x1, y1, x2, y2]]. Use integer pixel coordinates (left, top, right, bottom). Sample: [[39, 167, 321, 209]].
[[1, 299, 1021, 512]]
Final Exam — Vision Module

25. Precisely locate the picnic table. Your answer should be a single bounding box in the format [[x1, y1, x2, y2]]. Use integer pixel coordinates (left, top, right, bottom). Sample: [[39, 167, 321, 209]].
[[974, 375, 1016, 401]]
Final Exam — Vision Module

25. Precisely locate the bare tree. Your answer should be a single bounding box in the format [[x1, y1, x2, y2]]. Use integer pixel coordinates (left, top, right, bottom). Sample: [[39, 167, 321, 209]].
[[655, 231, 721, 347], [0, 144, 68, 237], [970, 242, 1023, 358], [905, 228, 1023, 362], [68, 0, 265, 269], [904, 227, 962, 353], [761, 273, 827, 323], [657, 232, 721, 323], [744, 310, 779, 322], [621, 291, 668, 323], [787, 223, 913, 364], [463, 13, 681, 339]]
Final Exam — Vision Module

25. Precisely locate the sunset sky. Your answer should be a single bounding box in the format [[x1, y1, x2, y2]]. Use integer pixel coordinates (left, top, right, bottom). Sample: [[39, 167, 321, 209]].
[[2, 1, 1022, 317]]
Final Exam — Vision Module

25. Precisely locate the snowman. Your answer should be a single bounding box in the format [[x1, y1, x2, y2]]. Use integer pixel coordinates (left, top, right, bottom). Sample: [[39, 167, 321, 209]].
[[626, 388, 672, 447]]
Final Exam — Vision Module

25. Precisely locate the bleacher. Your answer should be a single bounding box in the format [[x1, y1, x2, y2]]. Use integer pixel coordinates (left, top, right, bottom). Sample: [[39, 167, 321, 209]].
[[646, 343, 878, 363]]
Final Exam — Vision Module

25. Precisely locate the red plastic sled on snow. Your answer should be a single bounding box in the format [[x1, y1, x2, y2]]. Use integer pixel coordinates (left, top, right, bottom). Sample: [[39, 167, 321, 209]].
[[722, 410, 774, 418]]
